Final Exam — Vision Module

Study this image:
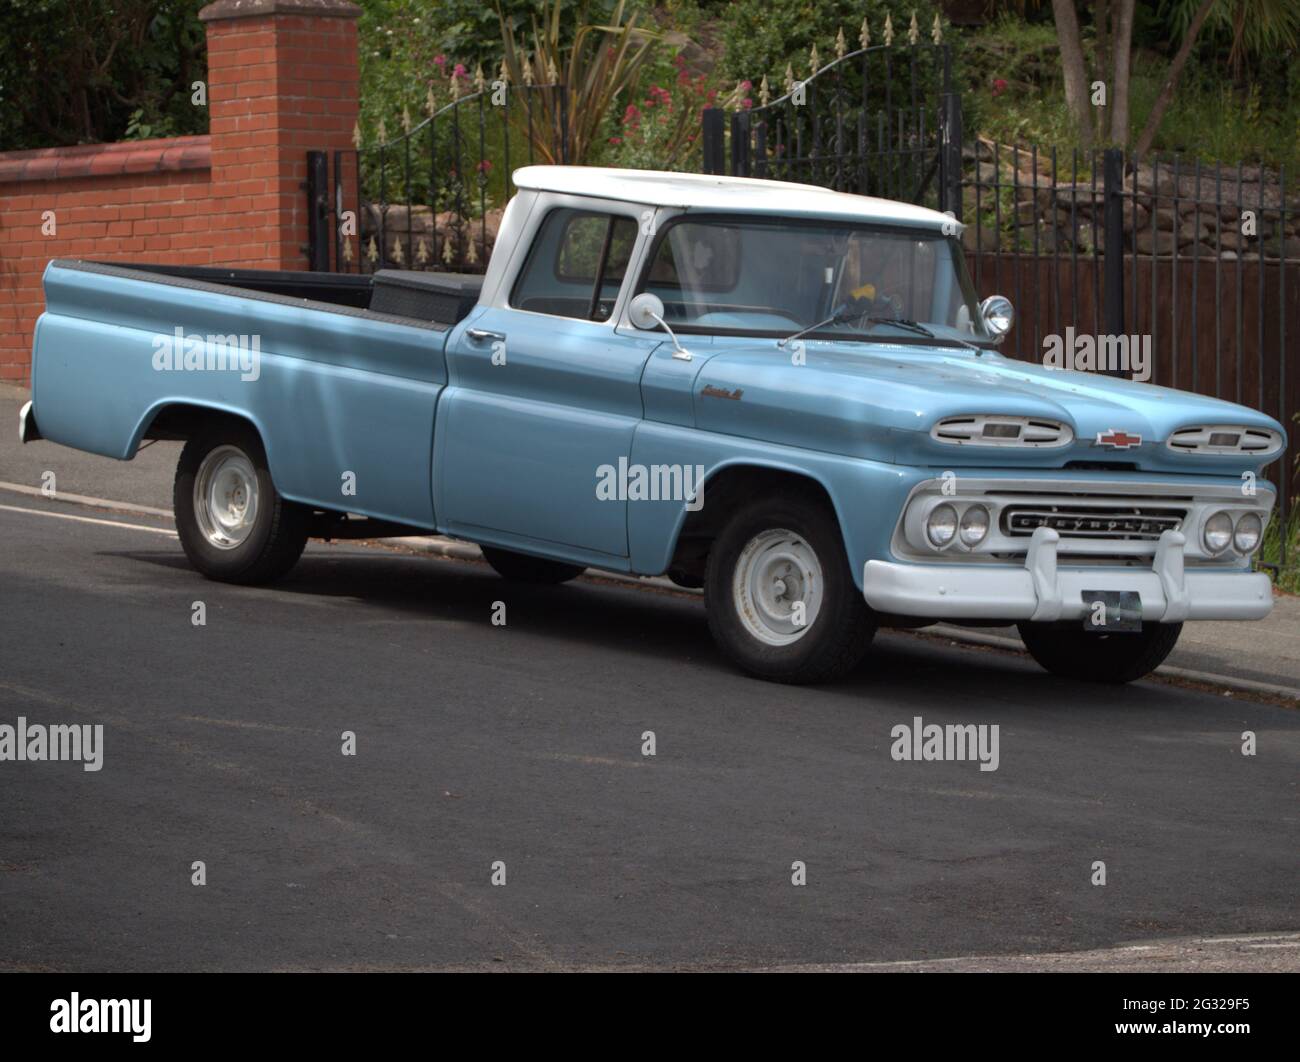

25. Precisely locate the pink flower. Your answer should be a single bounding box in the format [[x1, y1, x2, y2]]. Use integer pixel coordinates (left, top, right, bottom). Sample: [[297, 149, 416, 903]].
[[434, 55, 447, 69], [477, 159, 492, 173], [453, 63, 467, 80], [609, 135, 623, 145], [992, 78, 1008, 97]]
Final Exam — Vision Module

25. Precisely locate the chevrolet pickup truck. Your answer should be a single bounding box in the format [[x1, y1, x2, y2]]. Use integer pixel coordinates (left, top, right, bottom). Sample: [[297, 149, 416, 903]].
[[21, 166, 1285, 684]]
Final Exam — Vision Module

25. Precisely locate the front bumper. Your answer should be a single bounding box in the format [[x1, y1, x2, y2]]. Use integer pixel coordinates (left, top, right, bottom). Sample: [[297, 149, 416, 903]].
[[863, 527, 1273, 623]]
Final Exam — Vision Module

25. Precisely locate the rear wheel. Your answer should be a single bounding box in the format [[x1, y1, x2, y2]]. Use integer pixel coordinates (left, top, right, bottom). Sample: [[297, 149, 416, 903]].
[[174, 423, 309, 584], [1016, 621, 1182, 683], [705, 492, 875, 683], [480, 546, 584, 585]]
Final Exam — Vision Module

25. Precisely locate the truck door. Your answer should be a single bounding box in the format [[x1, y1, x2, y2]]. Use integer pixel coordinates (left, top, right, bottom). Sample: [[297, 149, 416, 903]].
[[436, 205, 651, 561]]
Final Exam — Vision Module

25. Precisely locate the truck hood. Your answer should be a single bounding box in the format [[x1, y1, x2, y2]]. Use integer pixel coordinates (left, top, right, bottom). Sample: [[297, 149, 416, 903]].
[[690, 340, 1286, 476]]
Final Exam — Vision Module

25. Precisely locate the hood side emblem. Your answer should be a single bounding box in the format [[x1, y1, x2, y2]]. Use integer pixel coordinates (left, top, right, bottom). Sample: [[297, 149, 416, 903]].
[[701, 385, 743, 401], [1094, 429, 1142, 449]]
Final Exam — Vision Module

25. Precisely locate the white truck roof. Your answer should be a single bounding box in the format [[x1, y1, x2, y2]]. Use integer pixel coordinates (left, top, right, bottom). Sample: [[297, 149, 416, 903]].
[[511, 165, 953, 230]]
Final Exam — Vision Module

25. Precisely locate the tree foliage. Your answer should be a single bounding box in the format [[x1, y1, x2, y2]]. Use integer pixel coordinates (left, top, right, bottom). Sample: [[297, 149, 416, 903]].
[[0, 0, 208, 151]]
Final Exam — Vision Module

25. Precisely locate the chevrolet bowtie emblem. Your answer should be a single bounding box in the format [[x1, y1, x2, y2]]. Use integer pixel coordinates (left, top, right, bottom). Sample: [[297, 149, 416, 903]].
[[1094, 429, 1142, 449]]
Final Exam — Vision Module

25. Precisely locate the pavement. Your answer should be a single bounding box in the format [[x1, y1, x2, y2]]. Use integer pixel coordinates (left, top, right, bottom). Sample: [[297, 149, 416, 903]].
[[1, 381, 1298, 972], [6, 381, 1300, 699]]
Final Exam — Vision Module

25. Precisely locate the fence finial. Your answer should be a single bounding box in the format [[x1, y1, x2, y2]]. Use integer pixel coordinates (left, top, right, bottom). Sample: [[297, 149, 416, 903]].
[[860, 17, 870, 49], [366, 236, 378, 264], [426, 86, 436, 117], [391, 237, 404, 265], [884, 13, 894, 47], [442, 236, 454, 265], [522, 54, 535, 85], [376, 117, 387, 144], [932, 13, 943, 45], [401, 106, 411, 134], [546, 56, 560, 85], [498, 58, 509, 85], [809, 42, 820, 75], [784, 61, 794, 94], [416, 237, 430, 265], [466, 238, 478, 266], [835, 27, 846, 60], [908, 12, 919, 46], [759, 74, 770, 107], [342, 236, 354, 263], [474, 63, 487, 94], [352, 120, 362, 149]]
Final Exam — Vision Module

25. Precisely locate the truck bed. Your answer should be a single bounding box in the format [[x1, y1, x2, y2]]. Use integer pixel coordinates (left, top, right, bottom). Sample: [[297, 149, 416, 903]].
[[30, 258, 472, 530], [114, 262, 484, 328]]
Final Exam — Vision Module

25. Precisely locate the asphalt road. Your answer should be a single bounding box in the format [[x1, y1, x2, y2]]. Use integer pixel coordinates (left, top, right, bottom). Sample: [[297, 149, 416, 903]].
[[0, 492, 1296, 971]]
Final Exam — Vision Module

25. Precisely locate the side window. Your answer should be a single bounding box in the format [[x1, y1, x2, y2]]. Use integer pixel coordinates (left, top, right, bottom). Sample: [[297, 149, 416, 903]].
[[511, 208, 637, 321]]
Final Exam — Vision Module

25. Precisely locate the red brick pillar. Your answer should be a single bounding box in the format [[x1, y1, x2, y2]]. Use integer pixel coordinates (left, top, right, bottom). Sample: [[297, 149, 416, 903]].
[[199, 0, 360, 269]]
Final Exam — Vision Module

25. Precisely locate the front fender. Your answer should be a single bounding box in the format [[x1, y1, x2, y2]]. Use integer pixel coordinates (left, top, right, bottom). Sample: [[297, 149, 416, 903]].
[[627, 422, 922, 589]]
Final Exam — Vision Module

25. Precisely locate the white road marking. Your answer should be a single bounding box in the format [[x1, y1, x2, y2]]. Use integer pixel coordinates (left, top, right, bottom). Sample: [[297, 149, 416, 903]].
[[0, 502, 177, 537], [0, 480, 173, 519]]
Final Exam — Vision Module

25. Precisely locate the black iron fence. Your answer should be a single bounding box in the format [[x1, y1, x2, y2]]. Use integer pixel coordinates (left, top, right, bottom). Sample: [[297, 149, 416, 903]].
[[702, 40, 961, 216], [309, 80, 569, 275]]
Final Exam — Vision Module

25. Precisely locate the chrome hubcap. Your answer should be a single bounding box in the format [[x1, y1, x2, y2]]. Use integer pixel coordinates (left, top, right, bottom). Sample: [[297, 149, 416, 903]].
[[733, 528, 824, 646], [193, 445, 258, 549]]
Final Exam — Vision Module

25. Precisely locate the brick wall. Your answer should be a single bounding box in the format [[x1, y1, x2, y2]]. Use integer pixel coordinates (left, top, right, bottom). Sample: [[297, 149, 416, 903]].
[[0, 0, 360, 385]]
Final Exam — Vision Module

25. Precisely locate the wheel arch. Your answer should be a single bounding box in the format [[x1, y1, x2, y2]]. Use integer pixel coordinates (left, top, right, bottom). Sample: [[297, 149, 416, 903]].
[[134, 401, 291, 500], [662, 461, 849, 588]]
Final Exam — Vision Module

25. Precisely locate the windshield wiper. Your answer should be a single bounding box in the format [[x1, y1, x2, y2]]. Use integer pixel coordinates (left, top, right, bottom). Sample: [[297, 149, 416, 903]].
[[777, 306, 863, 348], [863, 316, 936, 339]]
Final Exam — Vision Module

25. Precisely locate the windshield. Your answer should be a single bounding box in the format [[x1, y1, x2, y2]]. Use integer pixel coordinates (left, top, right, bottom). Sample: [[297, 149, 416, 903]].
[[635, 217, 990, 345]]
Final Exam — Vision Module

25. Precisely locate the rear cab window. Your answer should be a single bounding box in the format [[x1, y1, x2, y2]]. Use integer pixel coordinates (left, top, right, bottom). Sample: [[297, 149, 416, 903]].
[[511, 208, 638, 322]]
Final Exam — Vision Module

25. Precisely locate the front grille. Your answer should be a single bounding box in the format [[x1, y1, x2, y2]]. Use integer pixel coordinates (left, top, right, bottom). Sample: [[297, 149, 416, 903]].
[[1003, 504, 1184, 540]]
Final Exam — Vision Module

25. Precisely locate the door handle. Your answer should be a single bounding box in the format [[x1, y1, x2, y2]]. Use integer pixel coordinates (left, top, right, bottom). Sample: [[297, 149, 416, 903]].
[[466, 328, 505, 344]]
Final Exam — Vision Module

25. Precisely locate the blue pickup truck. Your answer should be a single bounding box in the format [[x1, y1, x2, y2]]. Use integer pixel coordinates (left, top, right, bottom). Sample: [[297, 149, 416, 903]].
[[21, 166, 1284, 684]]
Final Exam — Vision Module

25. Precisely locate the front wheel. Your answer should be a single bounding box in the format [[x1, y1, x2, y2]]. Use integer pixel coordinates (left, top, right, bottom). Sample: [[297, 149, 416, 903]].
[[705, 493, 875, 684], [1016, 620, 1182, 683], [174, 423, 309, 584]]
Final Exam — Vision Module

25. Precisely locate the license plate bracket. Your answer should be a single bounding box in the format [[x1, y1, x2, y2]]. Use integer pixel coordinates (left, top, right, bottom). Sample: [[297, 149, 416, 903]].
[[1081, 590, 1142, 632]]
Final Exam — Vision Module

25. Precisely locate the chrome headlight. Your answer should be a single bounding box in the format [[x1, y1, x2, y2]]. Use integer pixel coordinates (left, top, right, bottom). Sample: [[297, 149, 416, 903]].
[[1202, 511, 1234, 554], [959, 505, 990, 546], [1234, 512, 1263, 555], [926, 503, 958, 548]]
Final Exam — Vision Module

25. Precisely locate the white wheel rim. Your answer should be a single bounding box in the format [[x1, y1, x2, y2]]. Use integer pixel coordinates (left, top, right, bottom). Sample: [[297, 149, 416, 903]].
[[193, 445, 259, 550], [732, 528, 824, 646]]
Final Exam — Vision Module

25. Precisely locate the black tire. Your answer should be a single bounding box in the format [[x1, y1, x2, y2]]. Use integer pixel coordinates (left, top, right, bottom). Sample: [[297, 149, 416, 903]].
[[1016, 620, 1182, 684], [705, 491, 875, 684], [174, 422, 309, 585], [480, 545, 584, 585]]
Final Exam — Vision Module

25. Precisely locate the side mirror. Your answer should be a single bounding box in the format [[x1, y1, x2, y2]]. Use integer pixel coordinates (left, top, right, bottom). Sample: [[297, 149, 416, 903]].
[[628, 292, 666, 331], [980, 295, 1014, 342], [628, 292, 691, 361]]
